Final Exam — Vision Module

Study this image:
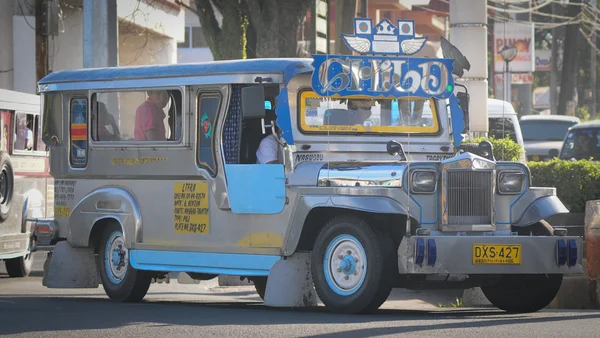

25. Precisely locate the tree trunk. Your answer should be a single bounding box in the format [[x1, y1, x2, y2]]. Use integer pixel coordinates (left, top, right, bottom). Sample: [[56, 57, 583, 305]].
[[557, 0, 582, 115], [334, 0, 357, 55], [192, 0, 249, 60], [247, 0, 312, 58]]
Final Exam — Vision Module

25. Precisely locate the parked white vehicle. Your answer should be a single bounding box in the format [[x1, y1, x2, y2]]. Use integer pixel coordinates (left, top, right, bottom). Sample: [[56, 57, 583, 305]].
[[520, 115, 580, 161]]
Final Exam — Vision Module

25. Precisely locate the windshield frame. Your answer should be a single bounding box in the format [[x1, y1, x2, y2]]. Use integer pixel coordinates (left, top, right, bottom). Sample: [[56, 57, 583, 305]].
[[296, 89, 442, 136]]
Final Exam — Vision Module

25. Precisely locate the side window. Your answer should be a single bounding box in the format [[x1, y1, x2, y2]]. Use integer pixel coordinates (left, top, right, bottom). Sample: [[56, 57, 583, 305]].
[[197, 92, 221, 176], [91, 89, 182, 142], [488, 117, 517, 143], [70, 98, 88, 167], [14, 112, 43, 152]]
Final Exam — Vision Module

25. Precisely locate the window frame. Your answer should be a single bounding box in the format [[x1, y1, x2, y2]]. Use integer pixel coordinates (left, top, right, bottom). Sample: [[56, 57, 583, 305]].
[[12, 111, 46, 157], [196, 90, 222, 177], [69, 96, 89, 168], [296, 88, 442, 136], [89, 86, 186, 148]]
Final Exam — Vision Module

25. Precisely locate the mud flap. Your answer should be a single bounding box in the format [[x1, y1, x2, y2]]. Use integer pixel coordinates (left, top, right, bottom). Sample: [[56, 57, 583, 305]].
[[263, 252, 318, 308], [42, 241, 100, 288]]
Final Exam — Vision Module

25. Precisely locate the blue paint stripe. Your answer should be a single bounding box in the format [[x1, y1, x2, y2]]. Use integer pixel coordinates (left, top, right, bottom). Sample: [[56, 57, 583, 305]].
[[130, 250, 280, 276]]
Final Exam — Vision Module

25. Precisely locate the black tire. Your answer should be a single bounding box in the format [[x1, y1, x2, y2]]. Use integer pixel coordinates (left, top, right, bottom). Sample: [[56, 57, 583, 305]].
[[253, 276, 268, 300], [481, 274, 563, 313], [311, 215, 393, 314], [4, 251, 34, 277], [97, 224, 151, 302], [0, 152, 14, 222]]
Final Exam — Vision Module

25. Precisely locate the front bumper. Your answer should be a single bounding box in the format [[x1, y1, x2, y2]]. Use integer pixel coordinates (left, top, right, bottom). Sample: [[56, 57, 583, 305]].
[[27, 217, 58, 251], [398, 235, 583, 275]]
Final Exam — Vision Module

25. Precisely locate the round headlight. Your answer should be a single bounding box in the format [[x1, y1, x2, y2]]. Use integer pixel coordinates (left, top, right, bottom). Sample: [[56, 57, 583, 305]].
[[498, 171, 524, 194], [411, 171, 436, 194]]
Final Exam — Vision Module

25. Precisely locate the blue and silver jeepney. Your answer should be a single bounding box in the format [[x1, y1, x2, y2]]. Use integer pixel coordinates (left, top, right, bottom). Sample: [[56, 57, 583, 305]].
[[31, 18, 582, 314]]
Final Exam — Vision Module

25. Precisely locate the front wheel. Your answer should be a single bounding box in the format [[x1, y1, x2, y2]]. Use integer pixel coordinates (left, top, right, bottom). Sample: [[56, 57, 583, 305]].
[[97, 224, 151, 302], [481, 274, 563, 313], [311, 215, 393, 314], [4, 251, 34, 278]]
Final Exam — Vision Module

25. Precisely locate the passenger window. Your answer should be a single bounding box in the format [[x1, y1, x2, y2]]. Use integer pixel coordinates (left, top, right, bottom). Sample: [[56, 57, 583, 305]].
[[197, 92, 221, 176], [91, 89, 182, 142], [488, 117, 517, 143], [14, 112, 43, 152], [70, 98, 88, 167]]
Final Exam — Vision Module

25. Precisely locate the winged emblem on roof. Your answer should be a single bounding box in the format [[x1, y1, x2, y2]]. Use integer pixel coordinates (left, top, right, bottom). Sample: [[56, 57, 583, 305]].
[[341, 18, 428, 56]]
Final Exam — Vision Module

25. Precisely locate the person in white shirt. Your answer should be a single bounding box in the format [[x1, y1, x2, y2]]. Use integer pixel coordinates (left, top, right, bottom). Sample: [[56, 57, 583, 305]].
[[256, 112, 281, 164]]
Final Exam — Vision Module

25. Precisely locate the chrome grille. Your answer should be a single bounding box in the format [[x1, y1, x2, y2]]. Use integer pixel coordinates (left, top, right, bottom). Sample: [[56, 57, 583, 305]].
[[447, 170, 492, 225]]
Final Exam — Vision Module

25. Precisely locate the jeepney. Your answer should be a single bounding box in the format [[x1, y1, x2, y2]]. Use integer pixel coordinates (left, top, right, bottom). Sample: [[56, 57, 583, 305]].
[[0, 88, 52, 277], [32, 19, 582, 314]]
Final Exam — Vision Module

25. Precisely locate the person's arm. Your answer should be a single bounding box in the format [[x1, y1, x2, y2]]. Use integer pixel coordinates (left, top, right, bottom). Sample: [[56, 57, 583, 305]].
[[256, 135, 279, 164]]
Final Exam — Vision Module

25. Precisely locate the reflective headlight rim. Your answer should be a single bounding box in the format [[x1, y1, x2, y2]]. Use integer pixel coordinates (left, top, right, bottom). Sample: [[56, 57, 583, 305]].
[[497, 170, 525, 194], [410, 170, 437, 194]]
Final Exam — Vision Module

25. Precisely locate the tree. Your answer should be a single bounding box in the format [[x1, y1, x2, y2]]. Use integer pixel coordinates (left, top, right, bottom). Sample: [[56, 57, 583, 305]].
[[179, 0, 312, 60]]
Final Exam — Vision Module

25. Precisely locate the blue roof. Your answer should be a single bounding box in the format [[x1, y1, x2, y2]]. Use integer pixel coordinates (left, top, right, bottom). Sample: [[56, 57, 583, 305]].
[[38, 58, 315, 84]]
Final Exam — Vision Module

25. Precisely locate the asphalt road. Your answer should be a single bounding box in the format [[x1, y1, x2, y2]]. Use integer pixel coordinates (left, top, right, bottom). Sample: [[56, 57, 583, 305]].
[[1, 254, 600, 338]]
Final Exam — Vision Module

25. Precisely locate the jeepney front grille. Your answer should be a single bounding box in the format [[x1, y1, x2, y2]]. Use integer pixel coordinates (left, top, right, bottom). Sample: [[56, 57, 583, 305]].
[[447, 171, 492, 225]]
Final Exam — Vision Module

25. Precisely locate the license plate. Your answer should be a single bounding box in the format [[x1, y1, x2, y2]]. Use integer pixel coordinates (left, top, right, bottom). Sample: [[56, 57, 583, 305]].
[[472, 244, 521, 265]]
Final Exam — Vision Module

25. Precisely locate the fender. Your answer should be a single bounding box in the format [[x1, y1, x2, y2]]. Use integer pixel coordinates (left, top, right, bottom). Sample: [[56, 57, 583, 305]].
[[67, 186, 142, 248], [283, 194, 409, 255], [512, 189, 569, 227]]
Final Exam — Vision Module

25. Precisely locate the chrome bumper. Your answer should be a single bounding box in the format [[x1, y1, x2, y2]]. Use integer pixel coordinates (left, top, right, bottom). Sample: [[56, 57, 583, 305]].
[[27, 217, 58, 251], [398, 234, 584, 275]]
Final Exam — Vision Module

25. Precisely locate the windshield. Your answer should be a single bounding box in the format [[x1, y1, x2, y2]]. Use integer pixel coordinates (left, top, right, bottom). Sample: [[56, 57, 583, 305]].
[[299, 90, 439, 134], [560, 128, 600, 160], [520, 120, 577, 142]]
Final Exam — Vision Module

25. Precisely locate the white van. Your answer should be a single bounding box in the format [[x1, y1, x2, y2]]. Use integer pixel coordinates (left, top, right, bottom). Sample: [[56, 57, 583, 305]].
[[481, 98, 525, 162]]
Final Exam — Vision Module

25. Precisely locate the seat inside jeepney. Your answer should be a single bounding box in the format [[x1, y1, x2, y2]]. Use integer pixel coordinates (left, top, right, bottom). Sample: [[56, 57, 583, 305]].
[[240, 100, 277, 164]]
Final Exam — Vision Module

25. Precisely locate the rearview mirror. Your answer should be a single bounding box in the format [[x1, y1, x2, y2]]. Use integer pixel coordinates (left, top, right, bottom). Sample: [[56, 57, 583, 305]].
[[386, 140, 407, 161], [241, 85, 265, 119]]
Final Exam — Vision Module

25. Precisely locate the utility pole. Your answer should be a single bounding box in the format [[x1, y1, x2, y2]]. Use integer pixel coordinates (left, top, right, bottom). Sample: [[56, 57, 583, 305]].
[[449, 0, 488, 137], [83, 0, 118, 68], [592, 0, 597, 119], [550, 1, 558, 115]]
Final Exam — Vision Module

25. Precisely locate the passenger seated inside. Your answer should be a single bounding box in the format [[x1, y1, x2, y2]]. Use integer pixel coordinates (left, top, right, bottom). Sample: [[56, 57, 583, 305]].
[[256, 110, 281, 164], [96, 102, 121, 141], [134, 90, 169, 141]]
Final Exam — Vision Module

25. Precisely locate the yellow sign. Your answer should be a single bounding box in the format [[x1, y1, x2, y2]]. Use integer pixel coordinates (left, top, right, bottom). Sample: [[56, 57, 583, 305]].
[[111, 157, 167, 166], [473, 244, 521, 265], [173, 182, 209, 234], [54, 206, 71, 218]]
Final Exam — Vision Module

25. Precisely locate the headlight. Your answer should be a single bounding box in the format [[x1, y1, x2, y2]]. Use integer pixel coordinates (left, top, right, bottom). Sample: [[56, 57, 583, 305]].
[[498, 171, 524, 194], [410, 170, 437, 194]]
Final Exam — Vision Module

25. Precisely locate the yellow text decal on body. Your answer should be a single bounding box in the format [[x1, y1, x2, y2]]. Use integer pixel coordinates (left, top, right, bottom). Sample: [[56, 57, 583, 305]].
[[111, 157, 167, 166], [173, 182, 209, 234]]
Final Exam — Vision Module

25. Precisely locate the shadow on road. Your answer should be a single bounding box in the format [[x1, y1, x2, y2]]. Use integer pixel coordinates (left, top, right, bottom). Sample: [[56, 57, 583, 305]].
[[0, 295, 599, 336]]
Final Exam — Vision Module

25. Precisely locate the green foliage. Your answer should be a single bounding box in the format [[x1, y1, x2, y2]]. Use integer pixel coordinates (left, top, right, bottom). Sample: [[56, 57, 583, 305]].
[[528, 159, 600, 213], [464, 136, 525, 162], [576, 105, 591, 121], [438, 298, 463, 308]]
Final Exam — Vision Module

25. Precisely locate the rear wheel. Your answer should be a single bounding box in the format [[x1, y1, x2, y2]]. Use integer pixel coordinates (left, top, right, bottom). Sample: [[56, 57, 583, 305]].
[[5, 233, 35, 278], [97, 224, 151, 302], [4, 251, 34, 278], [252, 276, 268, 300], [481, 274, 563, 313], [311, 215, 393, 314]]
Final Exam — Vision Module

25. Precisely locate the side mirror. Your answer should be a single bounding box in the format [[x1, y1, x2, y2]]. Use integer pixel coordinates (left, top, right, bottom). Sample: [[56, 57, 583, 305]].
[[241, 85, 266, 119], [455, 84, 470, 134], [386, 140, 407, 161]]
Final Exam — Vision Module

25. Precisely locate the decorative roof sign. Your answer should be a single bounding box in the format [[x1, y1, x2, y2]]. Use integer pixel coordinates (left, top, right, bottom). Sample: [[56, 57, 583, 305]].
[[309, 17, 470, 147], [310, 18, 456, 100]]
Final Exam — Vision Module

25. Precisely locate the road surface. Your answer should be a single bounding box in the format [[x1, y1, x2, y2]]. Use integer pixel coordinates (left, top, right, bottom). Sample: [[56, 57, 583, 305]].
[[1, 253, 599, 337]]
